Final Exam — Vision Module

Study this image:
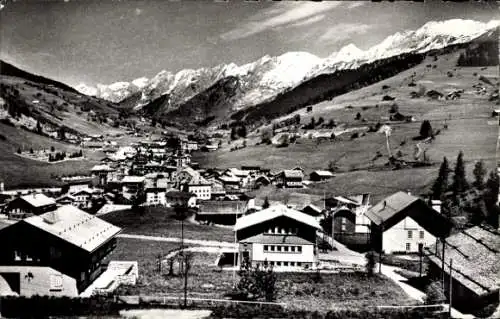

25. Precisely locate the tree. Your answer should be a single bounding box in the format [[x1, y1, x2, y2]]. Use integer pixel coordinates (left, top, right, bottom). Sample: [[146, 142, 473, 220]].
[[293, 114, 301, 124], [50, 146, 55, 152], [365, 251, 376, 277], [419, 120, 433, 138], [472, 160, 487, 190], [36, 120, 42, 134], [237, 125, 247, 138], [432, 157, 450, 199], [58, 127, 66, 140], [232, 258, 277, 302], [151, 118, 157, 127], [230, 127, 237, 140], [29, 148, 34, 154], [484, 171, 500, 228], [262, 197, 270, 209], [16, 147, 21, 154], [452, 151, 468, 195], [424, 281, 445, 304], [355, 112, 361, 120]]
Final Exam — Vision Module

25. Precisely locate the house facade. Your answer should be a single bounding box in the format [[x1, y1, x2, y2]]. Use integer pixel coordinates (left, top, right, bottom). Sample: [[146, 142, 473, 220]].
[[4, 194, 57, 220], [366, 192, 451, 254], [309, 171, 334, 182], [277, 170, 303, 188], [121, 176, 145, 200], [0, 205, 121, 296], [235, 204, 321, 270]]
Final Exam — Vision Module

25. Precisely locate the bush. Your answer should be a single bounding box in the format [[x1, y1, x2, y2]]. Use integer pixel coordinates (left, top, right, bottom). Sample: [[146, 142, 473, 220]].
[[424, 281, 445, 304], [389, 103, 399, 114], [351, 132, 359, 139]]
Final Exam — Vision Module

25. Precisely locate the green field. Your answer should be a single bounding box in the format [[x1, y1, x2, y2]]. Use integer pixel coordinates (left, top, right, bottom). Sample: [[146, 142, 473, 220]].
[[0, 122, 101, 189], [111, 237, 413, 310], [101, 206, 235, 242], [194, 52, 498, 202]]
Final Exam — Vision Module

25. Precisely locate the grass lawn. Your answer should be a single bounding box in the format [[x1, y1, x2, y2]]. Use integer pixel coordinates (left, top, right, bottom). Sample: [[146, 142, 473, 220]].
[[101, 206, 235, 242], [0, 122, 101, 189], [277, 272, 416, 311], [194, 54, 497, 203], [112, 240, 235, 298], [112, 238, 414, 310]]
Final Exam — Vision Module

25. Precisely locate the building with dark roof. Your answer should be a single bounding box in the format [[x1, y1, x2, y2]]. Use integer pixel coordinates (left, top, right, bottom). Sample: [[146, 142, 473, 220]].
[[276, 170, 304, 188], [426, 226, 499, 313], [4, 194, 57, 220], [366, 191, 451, 254], [196, 200, 246, 225]]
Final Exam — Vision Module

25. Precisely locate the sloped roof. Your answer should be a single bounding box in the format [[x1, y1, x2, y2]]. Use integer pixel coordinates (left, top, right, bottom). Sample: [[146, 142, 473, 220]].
[[23, 205, 121, 253], [235, 204, 321, 232], [21, 194, 56, 208], [121, 176, 145, 184], [242, 234, 313, 245], [91, 164, 114, 172], [311, 170, 334, 177], [365, 191, 419, 225], [282, 170, 304, 179], [165, 191, 196, 199], [427, 226, 500, 296], [198, 200, 246, 215], [218, 175, 240, 184]]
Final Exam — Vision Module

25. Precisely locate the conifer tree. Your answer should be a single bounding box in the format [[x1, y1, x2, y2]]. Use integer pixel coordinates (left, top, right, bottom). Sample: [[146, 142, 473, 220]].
[[262, 197, 270, 209], [432, 157, 449, 199], [472, 160, 487, 190], [484, 171, 499, 228], [452, 151, 468, 194]]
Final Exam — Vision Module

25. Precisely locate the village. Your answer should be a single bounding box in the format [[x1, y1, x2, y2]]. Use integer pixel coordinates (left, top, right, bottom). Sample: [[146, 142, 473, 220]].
[[0, 129, 498, 318]]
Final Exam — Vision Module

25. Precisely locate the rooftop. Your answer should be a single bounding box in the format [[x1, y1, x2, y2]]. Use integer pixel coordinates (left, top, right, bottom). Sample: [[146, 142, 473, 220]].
[[24, 205, 121, 253], [91, 164, 114, 172], [311, 170, 334, 177], [365, 191, 419, 225], [235, 204, 321, 232], [198, 200, 246, 215], [427, 226, 500, 296], [20, 193, 56, 208], [121, 176, 146, 184], [282, 170, 304, 179]]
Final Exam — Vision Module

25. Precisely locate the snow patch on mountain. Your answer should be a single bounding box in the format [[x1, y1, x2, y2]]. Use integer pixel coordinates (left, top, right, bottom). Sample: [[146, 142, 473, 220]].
[[77, 18, 499, 109]]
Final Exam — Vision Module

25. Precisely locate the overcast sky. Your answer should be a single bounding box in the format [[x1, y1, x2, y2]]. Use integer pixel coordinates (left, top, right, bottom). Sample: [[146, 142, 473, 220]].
[[0, 0, 498, 87]]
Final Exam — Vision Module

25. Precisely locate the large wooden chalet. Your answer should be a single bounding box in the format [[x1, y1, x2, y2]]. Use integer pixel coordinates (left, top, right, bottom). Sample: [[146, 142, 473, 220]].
[[0, 205, 121, 296]]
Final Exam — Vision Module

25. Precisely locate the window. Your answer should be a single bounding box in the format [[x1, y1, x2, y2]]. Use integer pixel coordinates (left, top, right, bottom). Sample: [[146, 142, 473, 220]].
[[283, 261, 288, 266], [407, 230, 413, 239], [406, 243, 411, 251], [341, 218, 347, 231], [297, 246, 302, 253], [419, 231, 424, 239], [277, 246, 282, 252], [270, 246, 275, 252], [281, 228, 286, 234], [290, 246, 295, 252], [297, 262, 302, 267], [264, 245, 269, 252], [270, 261, 274, 266], [276, 261, 281, 266], [14, 251, 21, 261], [50, 274, 63, 291], [283, 246, 289, 252]]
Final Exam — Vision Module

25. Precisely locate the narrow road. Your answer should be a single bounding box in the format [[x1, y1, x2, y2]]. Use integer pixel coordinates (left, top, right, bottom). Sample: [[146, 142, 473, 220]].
[[117, 233, 236, 248]]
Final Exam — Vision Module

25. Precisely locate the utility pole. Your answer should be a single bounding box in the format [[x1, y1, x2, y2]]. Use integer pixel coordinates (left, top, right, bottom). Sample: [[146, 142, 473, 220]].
[[449, 259, 453, 319], [419, 245, 423, 277], [233, 202, 238, 283], [379, 225, 384, 274], [441, 238, 446, 291]]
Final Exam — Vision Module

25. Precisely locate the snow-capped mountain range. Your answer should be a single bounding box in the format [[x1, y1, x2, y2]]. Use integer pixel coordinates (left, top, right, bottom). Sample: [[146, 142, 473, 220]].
[[75, 19, 499, 108]]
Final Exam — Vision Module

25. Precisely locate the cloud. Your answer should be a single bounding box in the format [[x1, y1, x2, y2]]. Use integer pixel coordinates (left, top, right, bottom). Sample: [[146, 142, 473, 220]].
[[135, 8, 142, 16], [317, 23, 371, 43], [348, 2, 365, 9], [288, 15, 326, 28], [220, 2, 344, 41]]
